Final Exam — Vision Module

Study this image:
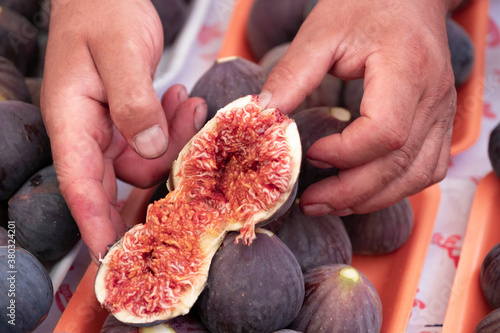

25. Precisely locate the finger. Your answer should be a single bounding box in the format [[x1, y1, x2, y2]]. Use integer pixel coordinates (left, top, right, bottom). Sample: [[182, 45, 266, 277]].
[[259, 11, 338, 113], [50, 110, 127, 261], [299, 115, 449, 216], [306, 53, 422, 170], [88, 7, 167, 159], [114, 97, 207, 187]]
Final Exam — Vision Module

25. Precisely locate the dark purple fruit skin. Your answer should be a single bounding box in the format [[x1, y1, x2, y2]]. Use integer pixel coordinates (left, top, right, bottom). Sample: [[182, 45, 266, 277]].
[[0, 6, 39, 76], [341, 78, 363, 120], [196, 230, 305, 333], [100, 312, 210, 333], [246, 0, 308, 60], [0, 100, 52, 200], [24, 77, 42, 107], [488, 122, 500, 179], [8, 165, 81, 262], [474, 308, 500, 333], [189, 56, 267, 122], [0, 0, 40, 22], [342, 197, 414, 254], [0, 246, 53, 333], [276, 201, 352, 273], [151, 0, 188, 47], [0, 56, 32, 102], [292, 107, 352, 196], [480, 242, 500, 309], [0, 226, 7, 245], [288, 264, 382, 333], [447, 16, 474, 87]]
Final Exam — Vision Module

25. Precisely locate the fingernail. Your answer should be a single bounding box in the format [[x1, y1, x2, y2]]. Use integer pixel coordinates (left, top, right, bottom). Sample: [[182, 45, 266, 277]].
[[178, 85, 188, 103], [307, 158, 334, 168], [134, 125, 168, 158], [302, 203, 332, 216], [258, 90, 272, 109], [330, 208, 354, 216], [194, 103, 207, 130]]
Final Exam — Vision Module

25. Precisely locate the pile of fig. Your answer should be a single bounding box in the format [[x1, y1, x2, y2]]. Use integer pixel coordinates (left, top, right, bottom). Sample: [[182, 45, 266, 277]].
[[95, 93, 410, 333]]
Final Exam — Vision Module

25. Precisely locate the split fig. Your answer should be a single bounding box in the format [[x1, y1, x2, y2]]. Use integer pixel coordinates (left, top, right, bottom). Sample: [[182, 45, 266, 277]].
[[276, 200, 352, 273], [342, 197, 414, 254], [189, 56, 267, 122], [95, 95, 302, 326], [480, 242, 500, 309], [288, 264, 382, 333], [195, 229, 305, 333]]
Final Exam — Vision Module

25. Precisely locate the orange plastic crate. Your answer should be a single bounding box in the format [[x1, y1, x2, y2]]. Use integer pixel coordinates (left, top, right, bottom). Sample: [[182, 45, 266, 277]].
[[442, 172, 500, 332]]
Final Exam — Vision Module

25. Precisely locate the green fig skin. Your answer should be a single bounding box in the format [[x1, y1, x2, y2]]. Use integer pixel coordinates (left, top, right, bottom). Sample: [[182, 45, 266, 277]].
[[474, 308, 500, 333], [342, 197, 414, 254], [8, 165, 81, 262], [0, 100, 52, 200], [189, 56, 267, 122], [196, 230, 305, 333], [276, 201, 352, 273], [0, 246, 53, 333], [480, 243, 500, 309], [288, 264, 382, 333]]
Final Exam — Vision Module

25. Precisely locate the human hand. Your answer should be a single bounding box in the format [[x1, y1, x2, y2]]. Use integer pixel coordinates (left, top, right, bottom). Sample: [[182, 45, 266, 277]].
[[41, 0, 207, 262], [260, 0, 460, 215]]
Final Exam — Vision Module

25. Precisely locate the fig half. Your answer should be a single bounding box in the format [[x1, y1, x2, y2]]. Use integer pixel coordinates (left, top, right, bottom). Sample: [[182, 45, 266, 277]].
[[95, 95, 302, 326]]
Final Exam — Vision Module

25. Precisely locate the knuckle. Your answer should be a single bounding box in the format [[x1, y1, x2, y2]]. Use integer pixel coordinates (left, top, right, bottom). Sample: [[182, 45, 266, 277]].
[[377, 125, 408, 152]]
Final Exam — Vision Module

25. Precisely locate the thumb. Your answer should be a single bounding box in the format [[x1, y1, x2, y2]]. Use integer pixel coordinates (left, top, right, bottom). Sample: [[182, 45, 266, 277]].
[[90, 39, 167, 159]]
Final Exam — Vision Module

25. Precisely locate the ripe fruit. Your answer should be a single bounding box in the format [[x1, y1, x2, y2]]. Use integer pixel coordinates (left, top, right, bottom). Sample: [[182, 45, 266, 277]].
[[0, 100, 52, 200], [189, 56, 267, 122], [342, 198, 414, 254], [276, 200, 352, 273], [195, 229, 305, 333], [95, 95, 302, 326], [8, 165, 81, 262], [0, 246, 53, 332], [292, 106, 352, 195], [480, 242, 500, 309], [289, 264, 382, 333]]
